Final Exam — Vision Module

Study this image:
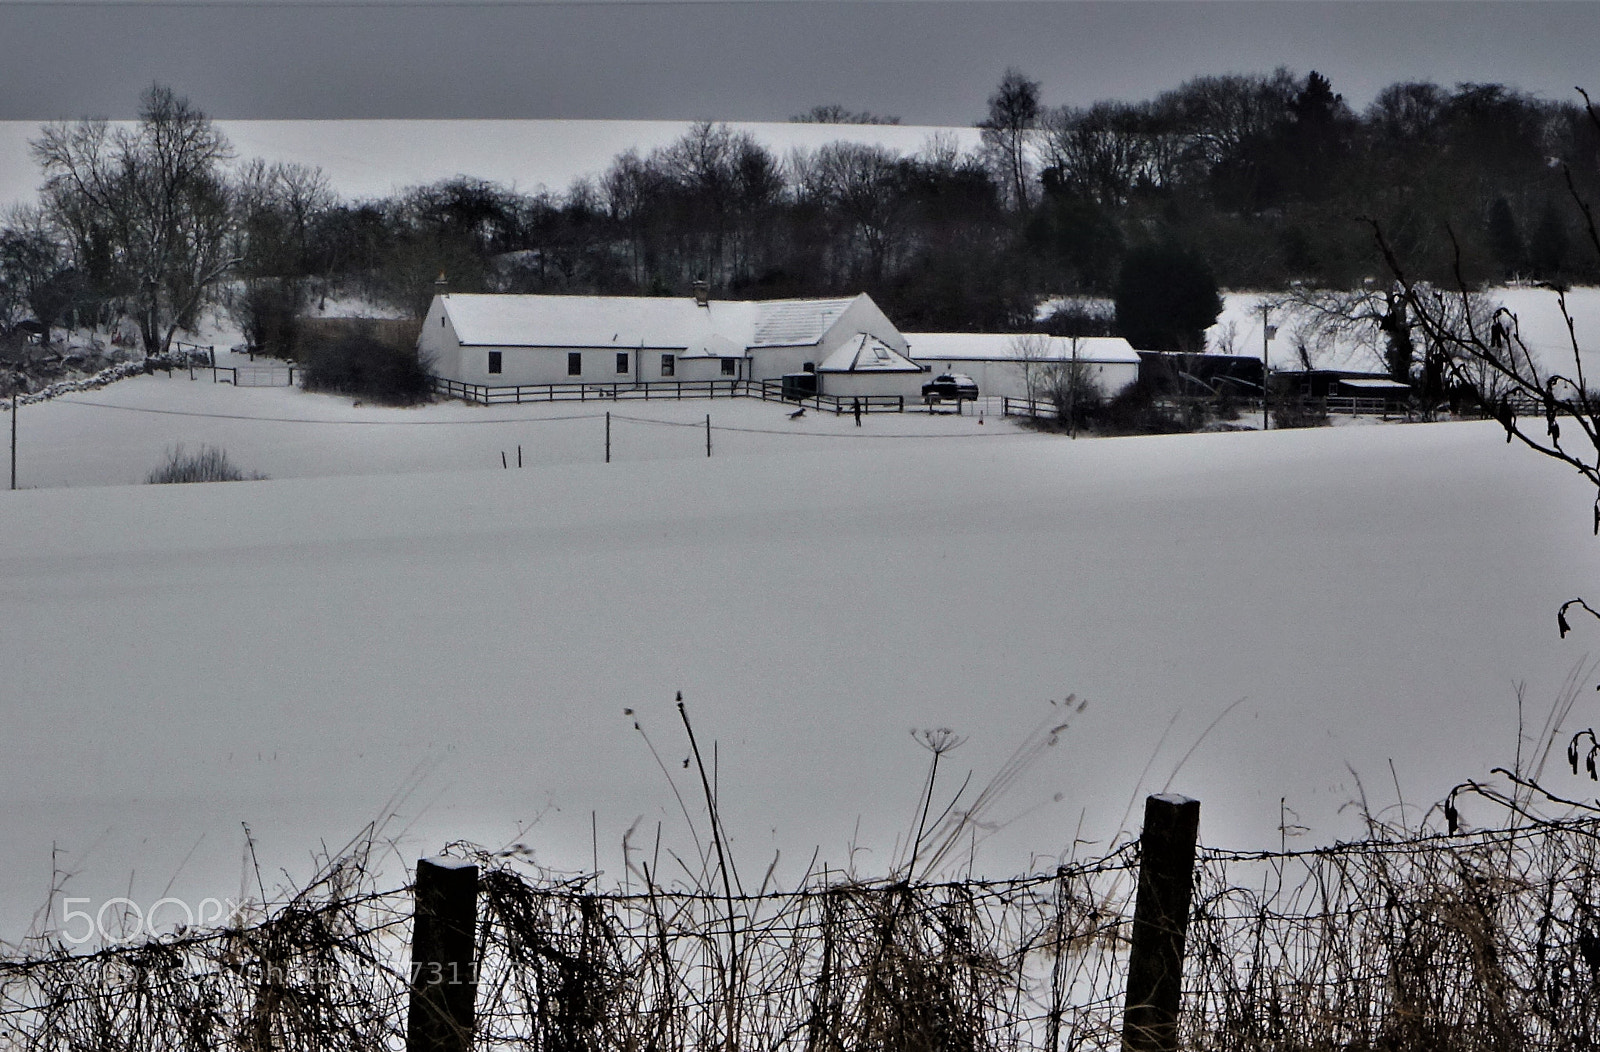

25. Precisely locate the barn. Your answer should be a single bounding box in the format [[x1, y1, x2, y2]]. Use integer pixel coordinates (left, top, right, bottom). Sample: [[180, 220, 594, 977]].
[[903, 333, 1141, 400], [420, 291, 919, 395]]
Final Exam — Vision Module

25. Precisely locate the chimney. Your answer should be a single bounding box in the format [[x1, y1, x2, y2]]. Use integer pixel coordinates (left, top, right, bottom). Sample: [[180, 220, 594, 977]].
[[435, 271, 449, 297], [692, 279, 709, 308]]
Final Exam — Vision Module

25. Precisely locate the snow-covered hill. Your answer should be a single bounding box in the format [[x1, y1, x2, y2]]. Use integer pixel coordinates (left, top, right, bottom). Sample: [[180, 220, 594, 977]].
[[1, 374, 1593, 945]]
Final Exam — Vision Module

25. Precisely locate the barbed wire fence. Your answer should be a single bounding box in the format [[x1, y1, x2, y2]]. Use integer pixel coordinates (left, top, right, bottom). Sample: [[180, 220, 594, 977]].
[[4, 803, 1600, 1051]]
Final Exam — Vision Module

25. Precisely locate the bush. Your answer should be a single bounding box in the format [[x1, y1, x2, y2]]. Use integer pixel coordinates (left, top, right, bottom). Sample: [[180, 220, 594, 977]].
[[146, 445, 265, 484], [1097, 380, 1194, 435], [1271, 395, 1330, 430], [301, 326, 433, 405]]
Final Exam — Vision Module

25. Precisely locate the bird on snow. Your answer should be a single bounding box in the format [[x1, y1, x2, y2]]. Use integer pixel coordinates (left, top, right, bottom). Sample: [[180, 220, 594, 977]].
[[789, 407, 806, 420]]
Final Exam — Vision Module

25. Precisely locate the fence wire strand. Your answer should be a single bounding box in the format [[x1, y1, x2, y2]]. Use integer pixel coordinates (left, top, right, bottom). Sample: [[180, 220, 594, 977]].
[[5, 816, 1600, 1051]]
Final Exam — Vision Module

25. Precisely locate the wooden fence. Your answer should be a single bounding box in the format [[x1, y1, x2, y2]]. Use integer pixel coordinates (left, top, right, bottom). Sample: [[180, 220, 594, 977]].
[[432, 377, 743, 404], [743, 378, 907, 414], [434, 377, 909, 414]]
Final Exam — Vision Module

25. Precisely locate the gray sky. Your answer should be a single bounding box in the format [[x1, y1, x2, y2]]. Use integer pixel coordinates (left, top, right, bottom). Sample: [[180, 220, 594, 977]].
[[2, 1, 1598, 123]]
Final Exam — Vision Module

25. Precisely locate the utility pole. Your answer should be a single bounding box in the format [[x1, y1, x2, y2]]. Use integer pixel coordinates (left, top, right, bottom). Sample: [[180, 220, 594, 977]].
[[9, 391, 16, 491], [1068, 336, 1080, 439], [1261, 304, 1275, 431]]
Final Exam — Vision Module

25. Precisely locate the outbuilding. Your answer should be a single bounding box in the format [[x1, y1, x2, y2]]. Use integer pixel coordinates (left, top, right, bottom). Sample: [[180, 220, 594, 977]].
[[420, 291, 912, 392]]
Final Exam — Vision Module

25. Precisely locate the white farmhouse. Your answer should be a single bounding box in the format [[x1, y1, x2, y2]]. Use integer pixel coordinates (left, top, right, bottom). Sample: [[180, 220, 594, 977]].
[[903, 333, 1141, 400], [420, 291, 920, 395]]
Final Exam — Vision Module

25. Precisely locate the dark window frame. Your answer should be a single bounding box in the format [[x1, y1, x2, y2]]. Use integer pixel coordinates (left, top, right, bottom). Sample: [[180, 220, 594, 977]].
[[487, 351, 502, 374], [568, 351, 583, 376], [661, 353, 676, 377]]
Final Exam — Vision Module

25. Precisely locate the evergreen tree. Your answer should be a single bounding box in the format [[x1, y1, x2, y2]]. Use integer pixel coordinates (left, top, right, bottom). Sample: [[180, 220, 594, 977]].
[[1113, 244, 1223, 351], [1486, 196, 1526, 279]]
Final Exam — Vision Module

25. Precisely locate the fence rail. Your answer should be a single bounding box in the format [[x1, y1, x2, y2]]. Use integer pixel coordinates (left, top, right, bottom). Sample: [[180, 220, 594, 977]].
[[211, 364, 298, 386], [433, 377, 743, 404], [1003, 395, 1057, 419], [434, 377, 910, 414], [743, 378, 907, 414], [1322, 395, 1395, 416]]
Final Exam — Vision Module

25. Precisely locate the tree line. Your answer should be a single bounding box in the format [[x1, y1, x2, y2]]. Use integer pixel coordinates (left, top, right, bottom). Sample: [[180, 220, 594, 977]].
[[2, 72, 1596, 360]]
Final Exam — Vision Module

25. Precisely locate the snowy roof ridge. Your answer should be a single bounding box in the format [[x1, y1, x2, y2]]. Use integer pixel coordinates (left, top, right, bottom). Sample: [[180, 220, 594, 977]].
[[440, 293, 859, 352]]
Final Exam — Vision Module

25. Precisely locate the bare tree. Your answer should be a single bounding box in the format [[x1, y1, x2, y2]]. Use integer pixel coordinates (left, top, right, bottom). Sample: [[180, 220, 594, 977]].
[[979, 69, 1042, 210], [0, 205, 74, 340], [32, 84, 237, 357], [1040, 101, 1161, 206], [1274, 282, 1500, 414], [1009, 332, 1050, 402], [1372, 88, 1600, 638], [790, 104, 901, 125], [794, 141, 907, 284], [1010, 333, 1099, 432], [230, 159, 334, 356]]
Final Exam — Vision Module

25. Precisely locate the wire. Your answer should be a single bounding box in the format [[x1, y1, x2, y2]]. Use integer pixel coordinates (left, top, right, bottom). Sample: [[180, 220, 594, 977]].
[[610, 412, 1030, 440], [50, 398, 606, 426], [49, 399, 1031, 440]]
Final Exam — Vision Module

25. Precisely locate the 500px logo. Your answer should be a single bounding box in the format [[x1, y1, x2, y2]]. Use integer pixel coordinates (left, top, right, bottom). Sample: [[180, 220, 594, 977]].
[[59, 897, 245, 945]]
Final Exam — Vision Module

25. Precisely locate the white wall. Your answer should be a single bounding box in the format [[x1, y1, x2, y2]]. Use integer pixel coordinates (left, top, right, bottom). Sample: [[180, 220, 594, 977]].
[[829, 295, 911, 355], [919, 359, 1138, 400], [817, 370, 927, 399], [418, 298, 461, 380], [750, 344, 828, 380]]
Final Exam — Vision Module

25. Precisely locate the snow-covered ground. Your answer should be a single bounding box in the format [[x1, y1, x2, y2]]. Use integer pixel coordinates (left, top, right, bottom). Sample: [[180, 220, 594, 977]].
[[8, 372, 1019, 489], [1, 371, 1595, 947], [0, 119, 980, 210]]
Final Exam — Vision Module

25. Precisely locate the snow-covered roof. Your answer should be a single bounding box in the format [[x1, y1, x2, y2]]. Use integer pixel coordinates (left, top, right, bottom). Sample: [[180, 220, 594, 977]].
[[753, 299, 858, 347], [905, 333, 1140, 364], [439, 293, 861, 352], [816, 333, 923, 373], [1338, 377, 1411, 390]]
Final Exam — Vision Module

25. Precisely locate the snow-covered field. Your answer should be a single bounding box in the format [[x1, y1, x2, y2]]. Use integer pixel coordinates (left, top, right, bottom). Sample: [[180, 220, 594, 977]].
[[1, 372, 1595, 946], [0, 119, 980, 210]]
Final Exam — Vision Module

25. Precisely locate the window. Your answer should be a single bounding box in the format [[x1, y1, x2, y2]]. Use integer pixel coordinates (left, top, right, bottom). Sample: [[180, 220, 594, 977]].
[[616, 352, 630, 374], [802, 361, 815, 373], [487, 351, 502, 375], [721, 358, 736, 377], [568, 352, 582, 376], [661, 354, 675, 377]]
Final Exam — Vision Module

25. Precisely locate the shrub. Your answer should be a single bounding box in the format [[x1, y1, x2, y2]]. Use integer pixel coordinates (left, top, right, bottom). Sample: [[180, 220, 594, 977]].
[[1097, 380, 1191, 434], [146, 444, 265, 484], [301, 325, 433, 405], [1271, 395, 1330, 430]]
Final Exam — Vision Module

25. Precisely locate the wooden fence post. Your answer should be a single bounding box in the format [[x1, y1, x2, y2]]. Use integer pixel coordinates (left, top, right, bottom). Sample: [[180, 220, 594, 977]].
[[1122, 793, 1200, 1052], [407, 857, 479, 1052]]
